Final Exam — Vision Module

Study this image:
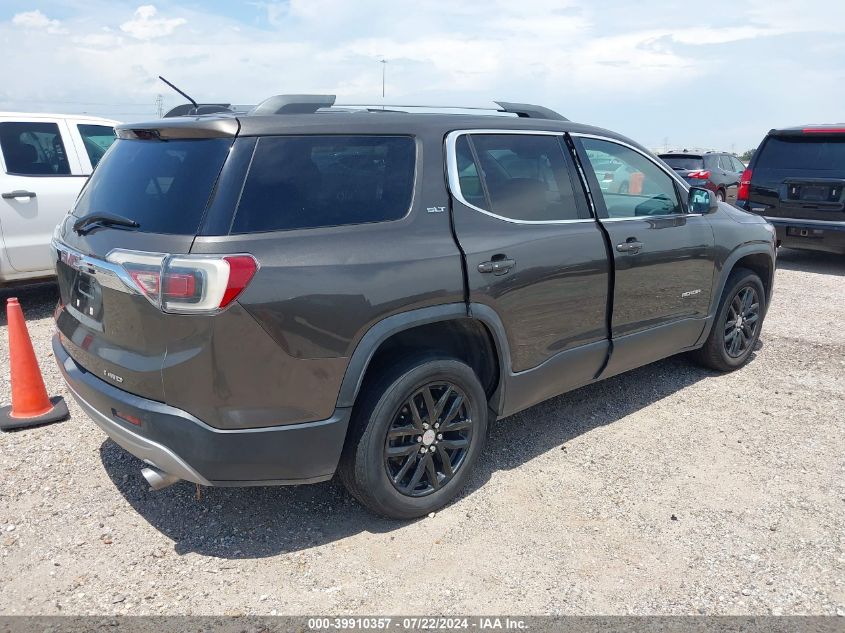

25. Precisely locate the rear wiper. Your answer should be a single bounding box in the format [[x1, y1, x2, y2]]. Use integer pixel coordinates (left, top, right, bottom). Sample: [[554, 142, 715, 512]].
[[73, 213, 140, 235]]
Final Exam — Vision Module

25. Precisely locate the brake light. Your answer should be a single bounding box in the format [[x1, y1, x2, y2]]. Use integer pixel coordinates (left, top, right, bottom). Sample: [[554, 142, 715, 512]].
[[803, 127, 845, 134], [106, 250, 258, 314], [687, 170, 711, 179], [737, 168, 753, 201], [220, 256, 259, 308]]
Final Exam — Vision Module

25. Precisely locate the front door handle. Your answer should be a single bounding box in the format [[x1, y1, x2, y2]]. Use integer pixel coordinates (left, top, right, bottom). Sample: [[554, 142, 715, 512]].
[[478, 257, 515, 275], [2, 190, 37, 200], [616, 239, 643, 254]]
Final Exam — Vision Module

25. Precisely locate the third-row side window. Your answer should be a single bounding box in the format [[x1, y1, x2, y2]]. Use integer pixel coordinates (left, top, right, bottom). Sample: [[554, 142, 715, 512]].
[[232, 135, 416, 233], [455, 134, 583, 222]]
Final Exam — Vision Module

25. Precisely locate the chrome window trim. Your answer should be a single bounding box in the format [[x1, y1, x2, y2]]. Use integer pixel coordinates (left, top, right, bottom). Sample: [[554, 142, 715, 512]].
[[570, 132, 706, 222], [600, 214, 705, 222], [444, 129, 594, 226], [570, 132, 690, 190]]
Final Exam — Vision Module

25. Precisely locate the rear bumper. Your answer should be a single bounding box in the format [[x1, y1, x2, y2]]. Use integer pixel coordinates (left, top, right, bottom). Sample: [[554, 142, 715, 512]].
[[767, 218, 845, 254], [54, 335, 350, 486]]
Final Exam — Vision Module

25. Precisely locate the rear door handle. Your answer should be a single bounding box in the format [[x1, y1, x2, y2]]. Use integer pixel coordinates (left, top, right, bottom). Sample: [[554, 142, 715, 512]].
[[478, 257, 515, 274], [616, 240, 643, 254], [2, 190, 37, 199]]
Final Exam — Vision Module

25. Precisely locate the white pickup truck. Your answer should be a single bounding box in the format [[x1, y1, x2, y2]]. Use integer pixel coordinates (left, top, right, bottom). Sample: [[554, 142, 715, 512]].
[[0, 112, 118, 285]]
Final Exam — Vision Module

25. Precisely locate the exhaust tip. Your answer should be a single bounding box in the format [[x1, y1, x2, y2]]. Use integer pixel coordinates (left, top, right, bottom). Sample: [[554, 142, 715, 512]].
[[141, 466, 181, 491]]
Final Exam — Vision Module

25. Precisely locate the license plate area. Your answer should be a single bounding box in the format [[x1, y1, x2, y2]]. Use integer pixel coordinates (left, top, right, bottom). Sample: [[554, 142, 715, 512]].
[[786, 182, 842, 202], [72, 272, 104, 322], [787, 226, 824, 239]]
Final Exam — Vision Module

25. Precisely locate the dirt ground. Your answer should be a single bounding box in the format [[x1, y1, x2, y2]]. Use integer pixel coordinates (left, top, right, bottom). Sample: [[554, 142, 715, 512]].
[[0, 248, 843, 616]]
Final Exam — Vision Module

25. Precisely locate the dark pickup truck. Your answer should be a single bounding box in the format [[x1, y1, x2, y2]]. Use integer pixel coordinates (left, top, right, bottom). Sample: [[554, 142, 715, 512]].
[[51, 96, 777, 518]]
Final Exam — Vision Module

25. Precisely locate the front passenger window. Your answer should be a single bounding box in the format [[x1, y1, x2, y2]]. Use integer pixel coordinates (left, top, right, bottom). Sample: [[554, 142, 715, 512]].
[[581, 138, 682, 218]]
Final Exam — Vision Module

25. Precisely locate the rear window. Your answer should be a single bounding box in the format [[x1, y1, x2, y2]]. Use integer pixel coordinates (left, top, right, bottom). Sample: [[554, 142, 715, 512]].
[[756, 136, 845, 171], [659, 155, 704, 171], [232, 135, 415, 233], [73, 138, 231, 234]]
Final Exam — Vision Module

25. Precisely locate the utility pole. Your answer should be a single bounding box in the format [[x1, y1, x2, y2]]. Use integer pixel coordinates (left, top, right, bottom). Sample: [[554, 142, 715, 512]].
[[379, 58, 388, 103], [155, 94, 164, 118]]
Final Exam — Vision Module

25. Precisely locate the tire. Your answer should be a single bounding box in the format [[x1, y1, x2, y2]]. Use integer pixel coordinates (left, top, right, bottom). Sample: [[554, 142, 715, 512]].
[[716, 189, 726, 203], [691, 267, 765, 372], [339, 355, 488, 519]]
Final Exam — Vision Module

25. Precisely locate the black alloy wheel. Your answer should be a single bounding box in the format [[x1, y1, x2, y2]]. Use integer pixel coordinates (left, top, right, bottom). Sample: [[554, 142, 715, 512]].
[[384, 382, 473, 497], [339, 356, 488, 519], [690, 267, 766, 372], [723, 286, 760, 358]]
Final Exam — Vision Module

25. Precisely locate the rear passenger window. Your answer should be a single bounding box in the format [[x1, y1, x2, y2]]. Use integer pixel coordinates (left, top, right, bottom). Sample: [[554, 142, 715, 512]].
[[77, 124, 116, 169], [457, 134, 581, 222], [232, 136, 415, 233], [581, 138, 682, 218], [0, 121, 71, 176]]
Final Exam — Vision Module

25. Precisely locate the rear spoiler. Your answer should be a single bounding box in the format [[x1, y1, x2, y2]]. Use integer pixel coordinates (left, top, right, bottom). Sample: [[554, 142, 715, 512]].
[[115, 117, 239, 140], [770, 127, 845, 137]]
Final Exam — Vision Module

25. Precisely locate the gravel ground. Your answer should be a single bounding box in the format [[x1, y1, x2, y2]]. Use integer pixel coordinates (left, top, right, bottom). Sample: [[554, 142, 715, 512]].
[[0, 248, 843, 616]]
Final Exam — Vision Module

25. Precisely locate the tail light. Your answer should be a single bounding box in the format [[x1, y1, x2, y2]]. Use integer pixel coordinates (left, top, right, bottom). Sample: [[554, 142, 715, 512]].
[[106, 250, 258, 314], [737, 168, 753, 201], [686, 170, 711, 179]]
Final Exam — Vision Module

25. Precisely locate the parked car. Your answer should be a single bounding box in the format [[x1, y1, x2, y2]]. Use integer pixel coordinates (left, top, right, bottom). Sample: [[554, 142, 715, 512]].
[[659, 151, 746, 204], [0, 112, 117, 285], [51, 97, 776, 519], [736, 125, 845, 255], [588, 151, 639, 194]]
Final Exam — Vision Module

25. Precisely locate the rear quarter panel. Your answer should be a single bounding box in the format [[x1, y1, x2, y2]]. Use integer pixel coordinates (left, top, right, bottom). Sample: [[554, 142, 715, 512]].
[[187, 133, 465, 424]]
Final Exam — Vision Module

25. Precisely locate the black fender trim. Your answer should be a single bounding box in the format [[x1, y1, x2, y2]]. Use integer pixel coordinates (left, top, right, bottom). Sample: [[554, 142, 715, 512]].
[[336, 303, 470, 408], [695, 241, 776, 347], [335, 302, 515, 415], [466, 303, 513, 415]]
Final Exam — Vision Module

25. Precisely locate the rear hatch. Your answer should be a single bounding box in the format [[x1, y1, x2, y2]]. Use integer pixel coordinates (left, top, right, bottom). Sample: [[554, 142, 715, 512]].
[[54, 122, 237, 401], [659, 154, 705, 183], [748, 131, 845, 222]]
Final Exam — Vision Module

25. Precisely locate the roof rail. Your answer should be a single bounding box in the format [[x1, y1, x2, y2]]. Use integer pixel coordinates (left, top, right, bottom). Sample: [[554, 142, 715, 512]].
[[494, 101, 567, 121], [250, 94, 336, 115], [333, 101, 567, 120]]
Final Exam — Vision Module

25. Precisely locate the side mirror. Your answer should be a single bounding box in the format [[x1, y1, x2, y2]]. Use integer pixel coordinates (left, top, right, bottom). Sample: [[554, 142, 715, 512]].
[[689, 186, 719, 214]]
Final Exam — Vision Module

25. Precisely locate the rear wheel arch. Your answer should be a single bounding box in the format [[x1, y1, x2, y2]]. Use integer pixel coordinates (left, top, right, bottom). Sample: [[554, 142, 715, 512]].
[[336, 305, 507, 413]]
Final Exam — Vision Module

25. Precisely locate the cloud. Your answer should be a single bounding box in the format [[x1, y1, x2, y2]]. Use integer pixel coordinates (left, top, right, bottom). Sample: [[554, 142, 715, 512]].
[[11, 10, 67, 35], [0, 0, 844, 150], [72, 31, 126, 48], [120, 5, 187, 40]]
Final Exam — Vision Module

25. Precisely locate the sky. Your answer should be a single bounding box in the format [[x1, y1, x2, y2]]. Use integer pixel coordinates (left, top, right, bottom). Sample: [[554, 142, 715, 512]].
[[0, 0, 843, 152]]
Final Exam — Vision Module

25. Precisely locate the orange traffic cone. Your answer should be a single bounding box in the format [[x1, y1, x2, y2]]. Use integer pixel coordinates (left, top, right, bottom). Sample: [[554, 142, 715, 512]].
[[0, 297, 68, 430]]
